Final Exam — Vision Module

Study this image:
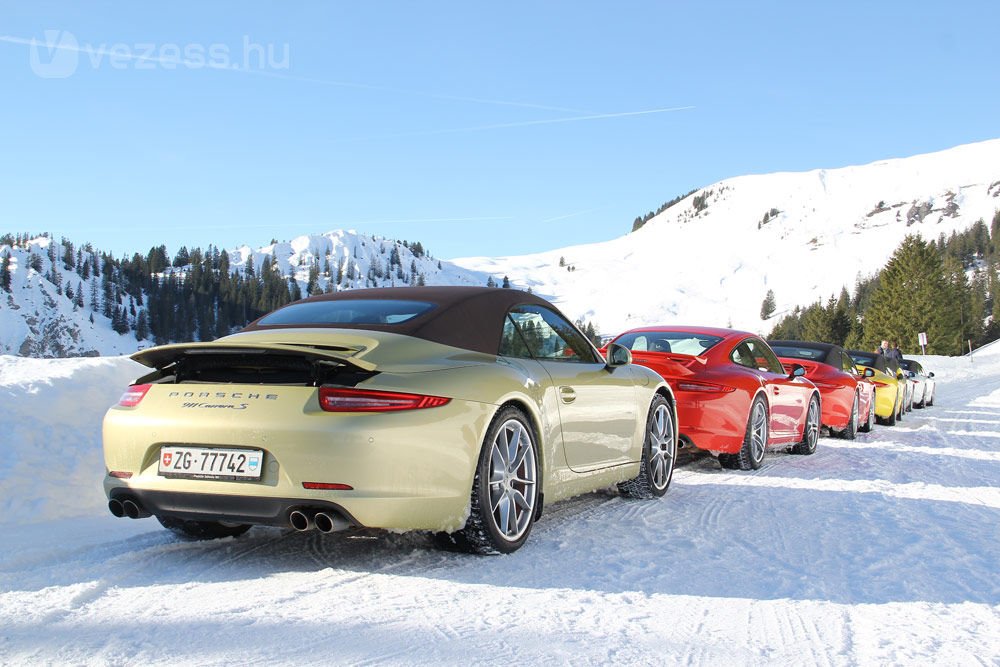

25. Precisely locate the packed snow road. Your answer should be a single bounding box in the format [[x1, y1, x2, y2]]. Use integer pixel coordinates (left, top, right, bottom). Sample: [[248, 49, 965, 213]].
[[1, 354, 998, 665]]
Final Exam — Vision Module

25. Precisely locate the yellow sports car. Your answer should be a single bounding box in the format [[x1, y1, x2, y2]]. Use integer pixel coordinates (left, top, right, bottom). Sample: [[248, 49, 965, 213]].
[[103, 287, 677, 554], [847, 350, 905, 426]]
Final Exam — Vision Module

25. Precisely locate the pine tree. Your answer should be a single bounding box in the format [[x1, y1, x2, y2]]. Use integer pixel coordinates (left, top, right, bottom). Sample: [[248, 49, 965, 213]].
[[0, 252, 11, 292], [863, 235, 956, 354], [502, 275, 511, 288], [135, 309, 150, 340], [486, 276, 497, 288], [760, 289, 776, 319]]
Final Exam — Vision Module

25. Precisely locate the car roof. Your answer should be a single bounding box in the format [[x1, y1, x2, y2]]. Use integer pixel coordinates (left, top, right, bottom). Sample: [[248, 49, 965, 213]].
[[619, 325, 754, 339], [767, 340, 843, 366], [847, 348, 890, 373], [241, 286, 561, 355]]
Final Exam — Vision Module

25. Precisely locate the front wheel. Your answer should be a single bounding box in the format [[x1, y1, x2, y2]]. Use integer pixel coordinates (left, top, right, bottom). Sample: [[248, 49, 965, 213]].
[[619, 394, 676, 498], [446, 406, 539, 555], [157, 516, 252, 540], [791, 394, 820, 454]]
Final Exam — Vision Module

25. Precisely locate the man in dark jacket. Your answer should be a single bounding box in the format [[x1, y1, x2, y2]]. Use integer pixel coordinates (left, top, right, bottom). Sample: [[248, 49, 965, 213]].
[[888, 342, 903, 362]]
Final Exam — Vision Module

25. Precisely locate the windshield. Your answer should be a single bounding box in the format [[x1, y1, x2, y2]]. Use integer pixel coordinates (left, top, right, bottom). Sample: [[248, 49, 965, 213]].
[[770, 345, 828, 362], [614, 331, 722, 356], [849, 352, 876, 366], [257, 299, 436, 326]]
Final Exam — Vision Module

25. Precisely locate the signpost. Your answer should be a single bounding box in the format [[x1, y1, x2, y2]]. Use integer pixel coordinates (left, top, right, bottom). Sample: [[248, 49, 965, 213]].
[[918, 332, 928, 355]]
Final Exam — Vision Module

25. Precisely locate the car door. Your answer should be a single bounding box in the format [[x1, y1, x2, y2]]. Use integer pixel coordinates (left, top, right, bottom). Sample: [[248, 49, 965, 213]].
[[734, 338, 806, 438], [503, 305, 637, 472]]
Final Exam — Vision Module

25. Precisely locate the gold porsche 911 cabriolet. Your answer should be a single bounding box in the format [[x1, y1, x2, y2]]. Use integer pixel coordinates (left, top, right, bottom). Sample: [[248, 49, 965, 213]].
[[103, 286, 677, 554]]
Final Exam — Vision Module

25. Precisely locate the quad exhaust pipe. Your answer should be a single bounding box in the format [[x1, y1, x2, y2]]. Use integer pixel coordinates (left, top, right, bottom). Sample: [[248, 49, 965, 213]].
[[288, 509, 350, 533], [108, 496, 150, 519]]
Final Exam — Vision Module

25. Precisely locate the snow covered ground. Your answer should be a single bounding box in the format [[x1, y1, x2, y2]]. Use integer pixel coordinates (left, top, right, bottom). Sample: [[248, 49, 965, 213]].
[[1, 352, 998, 665]]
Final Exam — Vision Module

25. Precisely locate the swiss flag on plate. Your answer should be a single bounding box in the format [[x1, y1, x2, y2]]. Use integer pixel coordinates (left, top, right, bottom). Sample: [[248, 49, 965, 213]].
[[162, 452, 173, 466]]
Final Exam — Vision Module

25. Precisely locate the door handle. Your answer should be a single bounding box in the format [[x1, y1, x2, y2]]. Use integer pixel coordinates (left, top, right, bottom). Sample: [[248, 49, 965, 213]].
[[559, 386, 577, 403]]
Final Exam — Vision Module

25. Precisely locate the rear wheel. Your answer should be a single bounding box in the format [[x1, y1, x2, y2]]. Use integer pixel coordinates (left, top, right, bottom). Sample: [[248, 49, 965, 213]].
[[792, 394, 820, 454], [445, 406, 539, 555], [858, 394, 875, 433], [157, 516, 252, 540], [728, 395, 768, 470], [926, 389, 934, 407], [619, 395, 676, 498], [839, 393, 858, 440]]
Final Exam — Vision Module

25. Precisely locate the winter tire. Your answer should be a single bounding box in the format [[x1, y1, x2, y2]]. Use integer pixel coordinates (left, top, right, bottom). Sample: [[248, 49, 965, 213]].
[[858, 395, 875, 433], [732, 395, 768, 470], [446, 406, 539, 555], [157, 516, 252, 541], [619, 394, 676, 499], [839, 393, 859, 440], [792, 394, 820, 455]]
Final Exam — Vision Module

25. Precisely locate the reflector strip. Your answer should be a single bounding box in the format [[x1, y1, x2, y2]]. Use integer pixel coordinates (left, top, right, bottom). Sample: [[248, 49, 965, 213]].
[[302, 482, 354, 490], [318, 387, 450, 412], [118, 384, 151, 407], [109, 471, 133, 479], [676, 381, 735, 393]]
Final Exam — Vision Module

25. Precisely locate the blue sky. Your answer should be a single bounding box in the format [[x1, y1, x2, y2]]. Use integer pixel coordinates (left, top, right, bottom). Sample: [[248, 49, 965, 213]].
[[1, 2, 998, 260]]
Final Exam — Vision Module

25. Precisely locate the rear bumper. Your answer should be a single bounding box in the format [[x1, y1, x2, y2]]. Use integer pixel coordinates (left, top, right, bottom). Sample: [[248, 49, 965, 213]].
[[108, 487, 361, 528]]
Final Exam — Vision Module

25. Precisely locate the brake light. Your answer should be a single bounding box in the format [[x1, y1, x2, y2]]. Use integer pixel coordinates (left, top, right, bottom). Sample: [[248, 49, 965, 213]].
[[117, 384, 151, 407], [318, 387, 451, 412], [676, 381, 735, 393]]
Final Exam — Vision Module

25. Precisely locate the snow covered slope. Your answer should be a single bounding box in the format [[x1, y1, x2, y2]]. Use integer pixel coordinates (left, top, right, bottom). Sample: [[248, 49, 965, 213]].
[[0, 354, 997, 664], [455, 139, 1000, 334]]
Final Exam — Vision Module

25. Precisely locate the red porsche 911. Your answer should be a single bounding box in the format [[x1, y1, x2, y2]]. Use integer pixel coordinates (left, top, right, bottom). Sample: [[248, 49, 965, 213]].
[[605, 326, 821, 470], [768, 340, 876, 439]]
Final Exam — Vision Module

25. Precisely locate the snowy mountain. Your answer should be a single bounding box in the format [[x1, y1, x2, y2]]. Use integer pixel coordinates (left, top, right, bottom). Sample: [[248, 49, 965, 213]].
[[2, 138, 999, 357], [453, 138, 1000, 336], [0, 231, 490, 357]]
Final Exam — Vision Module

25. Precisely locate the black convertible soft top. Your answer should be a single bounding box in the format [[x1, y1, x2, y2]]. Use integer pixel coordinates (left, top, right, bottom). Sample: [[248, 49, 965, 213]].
[[847, 349, 890, 373], [241, 286, 564, 355], [767, 340, 843, 367]]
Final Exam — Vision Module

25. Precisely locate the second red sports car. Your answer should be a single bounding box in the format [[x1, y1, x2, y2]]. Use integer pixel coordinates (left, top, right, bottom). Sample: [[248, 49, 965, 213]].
[[605, 326, 821, 470], [768, 340, 876, 439]]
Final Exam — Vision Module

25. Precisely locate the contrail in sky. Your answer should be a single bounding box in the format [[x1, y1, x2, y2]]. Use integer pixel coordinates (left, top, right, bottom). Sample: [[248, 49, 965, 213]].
[[0, 34, 591, 113]]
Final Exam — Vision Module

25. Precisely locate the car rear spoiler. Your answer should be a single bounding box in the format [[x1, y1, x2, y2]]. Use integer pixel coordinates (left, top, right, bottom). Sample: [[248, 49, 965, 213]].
[[131, 342, 377, 373]]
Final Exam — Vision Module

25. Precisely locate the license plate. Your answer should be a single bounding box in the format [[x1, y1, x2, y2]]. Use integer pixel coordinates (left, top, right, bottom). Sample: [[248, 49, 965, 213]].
[[158, 446, 264, 480]]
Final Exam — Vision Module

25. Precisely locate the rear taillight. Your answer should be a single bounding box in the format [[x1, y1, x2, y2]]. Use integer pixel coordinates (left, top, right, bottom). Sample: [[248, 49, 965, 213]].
[[117, 384, 151, 407], [318, 387, 451, 412], [675, 381, 735, 393], [303, 482, 353, 490]]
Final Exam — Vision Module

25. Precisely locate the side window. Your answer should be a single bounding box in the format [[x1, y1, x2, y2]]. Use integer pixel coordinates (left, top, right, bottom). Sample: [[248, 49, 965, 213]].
[[744, 339, 784, 374], [504, 305, 598, 363], [499, 316, 531, 358], [731, 342, 756, 369], [842, 352, 858, 375]]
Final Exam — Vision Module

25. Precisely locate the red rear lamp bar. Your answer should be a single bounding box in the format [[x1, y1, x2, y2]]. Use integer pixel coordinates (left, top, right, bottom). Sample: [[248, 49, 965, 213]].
[[109, 471, 133, 479], [318, 387, 450, 412], [676, 381, 735, 393], [302, 482, 354, 490]]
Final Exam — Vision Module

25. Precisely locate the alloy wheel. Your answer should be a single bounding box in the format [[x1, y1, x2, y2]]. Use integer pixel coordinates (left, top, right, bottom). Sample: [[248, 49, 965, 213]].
[[648, 403, 676, 490], [487, 419, 537, 542]]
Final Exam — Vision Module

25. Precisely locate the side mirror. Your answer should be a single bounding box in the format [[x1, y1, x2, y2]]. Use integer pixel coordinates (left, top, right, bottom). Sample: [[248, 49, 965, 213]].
[[907, 371, 916, 379], [864, 368, 875, 378], [606, 342, 632, 368], [788, 363, 806, 379], [928, 372, 934, 378]]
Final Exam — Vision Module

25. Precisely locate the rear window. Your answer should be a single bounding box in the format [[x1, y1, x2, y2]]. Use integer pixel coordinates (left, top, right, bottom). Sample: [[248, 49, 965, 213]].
[[257, 299, 436, 326], [614, 331, 722, 356], [770, 345, 826, 362]]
